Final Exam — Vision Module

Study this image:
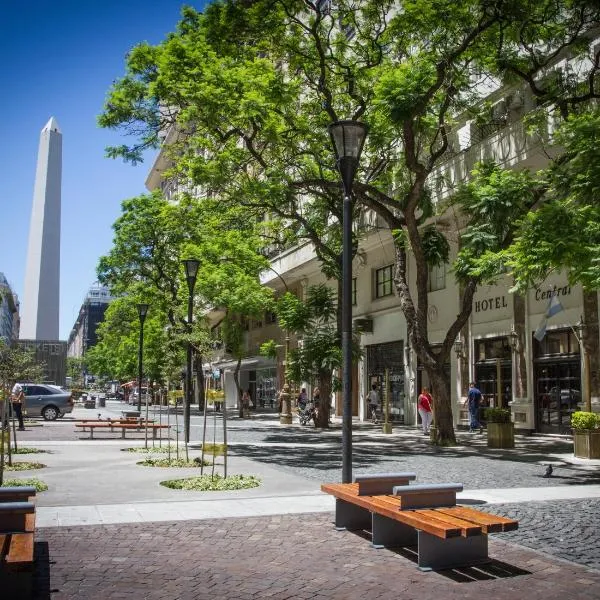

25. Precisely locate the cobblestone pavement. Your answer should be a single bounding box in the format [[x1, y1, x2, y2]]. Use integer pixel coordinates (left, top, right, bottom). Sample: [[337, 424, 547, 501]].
[[493, 498, 600, 572], [32, 513, 600, 600]]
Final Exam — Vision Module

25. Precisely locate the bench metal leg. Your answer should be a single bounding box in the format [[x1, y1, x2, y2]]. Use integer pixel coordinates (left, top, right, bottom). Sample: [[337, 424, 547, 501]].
[[417, 531, 489, 571], [371, 513, 418, 549], [152, 428, 158, 439], [121, 428, 126, 439], [89, 428, 94, 440], [335, 499, 371, 531]]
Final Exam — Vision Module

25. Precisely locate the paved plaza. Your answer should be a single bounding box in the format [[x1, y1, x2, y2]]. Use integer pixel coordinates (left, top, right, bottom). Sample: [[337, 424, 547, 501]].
[[6, 400, 600, 598]]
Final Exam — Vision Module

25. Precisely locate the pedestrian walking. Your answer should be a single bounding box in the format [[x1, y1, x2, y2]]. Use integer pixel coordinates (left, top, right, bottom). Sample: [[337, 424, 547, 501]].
[[365, 384, 380, 423], [11, 382, 26, 430], [241, 389, 251, 417], [417, 387, 433, 434], [465, 382, 482, 432]]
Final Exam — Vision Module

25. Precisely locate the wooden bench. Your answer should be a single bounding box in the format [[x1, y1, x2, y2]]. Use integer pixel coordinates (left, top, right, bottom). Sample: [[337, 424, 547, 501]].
[[75, 422, 170, 439], [75, 418, 154, 431], [0, 498, 36, 598], [321, 481, 518, 570]]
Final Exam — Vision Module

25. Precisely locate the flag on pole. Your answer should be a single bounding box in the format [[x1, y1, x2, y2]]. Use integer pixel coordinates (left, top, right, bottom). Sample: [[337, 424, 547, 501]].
[[534, 294, 564, 341]]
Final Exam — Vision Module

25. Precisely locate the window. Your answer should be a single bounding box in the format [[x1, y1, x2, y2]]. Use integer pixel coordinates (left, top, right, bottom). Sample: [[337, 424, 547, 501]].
[[428, 263, 446, 292], [352, 278, 357, 306], [374, 265, 393, 299], [265, 311, 277, 325]]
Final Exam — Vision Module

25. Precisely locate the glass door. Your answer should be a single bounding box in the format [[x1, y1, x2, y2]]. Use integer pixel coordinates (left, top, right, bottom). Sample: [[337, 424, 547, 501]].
[[535, 361, 581, 432]]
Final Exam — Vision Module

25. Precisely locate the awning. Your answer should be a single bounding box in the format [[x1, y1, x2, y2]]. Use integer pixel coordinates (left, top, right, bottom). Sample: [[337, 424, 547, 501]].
[[213, 357, 275, 371]]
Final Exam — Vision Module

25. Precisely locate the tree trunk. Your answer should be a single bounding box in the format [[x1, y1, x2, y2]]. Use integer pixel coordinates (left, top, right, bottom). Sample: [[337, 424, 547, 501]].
[[313, 371, 332, 428], [427, 365, 456, 445]]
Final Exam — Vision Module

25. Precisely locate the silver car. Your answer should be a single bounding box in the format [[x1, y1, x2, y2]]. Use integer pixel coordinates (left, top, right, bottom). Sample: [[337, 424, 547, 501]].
[[20, 383, 74, 420]]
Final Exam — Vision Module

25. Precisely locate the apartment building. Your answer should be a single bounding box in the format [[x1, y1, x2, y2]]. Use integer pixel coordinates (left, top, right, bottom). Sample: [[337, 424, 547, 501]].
[[0, 272, 19, 343], [67, 283, 113, 358]]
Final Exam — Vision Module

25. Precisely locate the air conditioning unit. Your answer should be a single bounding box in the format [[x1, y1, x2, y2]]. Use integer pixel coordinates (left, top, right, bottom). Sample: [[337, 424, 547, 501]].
[[353, 317, 374, 333]]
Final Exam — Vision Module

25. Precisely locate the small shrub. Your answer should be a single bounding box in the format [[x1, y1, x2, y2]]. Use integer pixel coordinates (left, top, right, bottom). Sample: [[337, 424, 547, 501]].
[[122, 445, 179, 453], [160, 474, 261, 491], [571, 411, 600, 431], [137, 457, 209, 468], [5, 462, 46, 471], [484, 408, 512, 423], [1, 478, 48, 491], [12, 447, 48, 454]]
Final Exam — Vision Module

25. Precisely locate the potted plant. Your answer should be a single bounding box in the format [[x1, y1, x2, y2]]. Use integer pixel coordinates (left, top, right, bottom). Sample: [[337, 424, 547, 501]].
[[571, 411, 600, 459], [485, 408, 514, 449]]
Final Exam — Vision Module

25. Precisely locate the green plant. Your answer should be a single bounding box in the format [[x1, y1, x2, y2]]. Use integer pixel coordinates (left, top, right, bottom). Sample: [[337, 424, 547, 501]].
[[12, 447, 48, 454], [1, 478, 48, 491], [137, 457, 209, 467], [160, 474, 260, 491], [484, 408, 512, 423], [5, 462, 46, 471], [571, 411, 600, 431]]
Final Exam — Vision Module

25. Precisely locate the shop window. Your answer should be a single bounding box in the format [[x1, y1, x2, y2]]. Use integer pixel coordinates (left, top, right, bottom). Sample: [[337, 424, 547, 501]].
[[428, 263, 446, 292], [374, 265, 393, 299], [534, 329, 579, 357]]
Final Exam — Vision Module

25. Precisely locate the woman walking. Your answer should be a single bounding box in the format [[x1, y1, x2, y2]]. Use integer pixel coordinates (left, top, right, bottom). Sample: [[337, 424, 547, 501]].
[[417, 387, 433, 435]]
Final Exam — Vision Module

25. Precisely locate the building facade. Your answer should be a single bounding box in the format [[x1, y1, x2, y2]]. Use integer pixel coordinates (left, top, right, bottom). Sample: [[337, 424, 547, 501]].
[[0, 272, 20, 343], [16, 339, 67, 386], [67, 283, 113, 358]]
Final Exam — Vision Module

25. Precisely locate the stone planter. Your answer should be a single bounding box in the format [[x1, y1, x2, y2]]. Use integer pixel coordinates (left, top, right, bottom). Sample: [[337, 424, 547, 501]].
[[487, 422, 514, 449], [573, 430, 600, 459]]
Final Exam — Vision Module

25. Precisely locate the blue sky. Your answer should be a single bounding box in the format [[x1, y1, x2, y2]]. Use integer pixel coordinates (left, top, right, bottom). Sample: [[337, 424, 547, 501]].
[[0, 1, 204, 339]]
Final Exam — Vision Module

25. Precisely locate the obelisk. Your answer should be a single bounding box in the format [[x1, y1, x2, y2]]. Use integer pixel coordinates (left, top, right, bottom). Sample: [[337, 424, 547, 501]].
[[20, 117, 62, 340]]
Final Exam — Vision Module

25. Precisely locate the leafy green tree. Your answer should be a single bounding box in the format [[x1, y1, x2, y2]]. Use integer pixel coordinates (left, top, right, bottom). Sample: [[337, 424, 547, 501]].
[[100, 0, 600, 445], [66, 356, 86, 388], [268, 285, 345, 427]]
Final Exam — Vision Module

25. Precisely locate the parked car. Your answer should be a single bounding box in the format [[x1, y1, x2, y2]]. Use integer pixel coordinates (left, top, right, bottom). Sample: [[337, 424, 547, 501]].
[[19, 383, 74, 420]]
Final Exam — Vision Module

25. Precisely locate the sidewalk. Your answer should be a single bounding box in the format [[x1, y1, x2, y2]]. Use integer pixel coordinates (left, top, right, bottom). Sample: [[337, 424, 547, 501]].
[[6, 406, 600, 598]]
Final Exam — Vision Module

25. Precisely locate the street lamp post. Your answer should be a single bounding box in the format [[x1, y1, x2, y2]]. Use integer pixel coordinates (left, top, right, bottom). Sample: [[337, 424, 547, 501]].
[[265, 266, 293, 425], [182, 259, 200, 445], [328, 120, 368, 484], [137, 303, 149, 414]]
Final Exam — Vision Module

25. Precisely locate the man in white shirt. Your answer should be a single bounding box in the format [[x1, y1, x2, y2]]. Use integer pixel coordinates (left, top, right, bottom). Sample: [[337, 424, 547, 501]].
[[11, 382, 26, 430]]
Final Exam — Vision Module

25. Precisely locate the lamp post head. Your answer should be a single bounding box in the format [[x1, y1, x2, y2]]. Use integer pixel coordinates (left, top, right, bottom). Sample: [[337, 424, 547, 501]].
[[453, 338, 464, 359], [328, 120, 368, 197], [182, 258, 200, 291], [137, 303, 149, 323]]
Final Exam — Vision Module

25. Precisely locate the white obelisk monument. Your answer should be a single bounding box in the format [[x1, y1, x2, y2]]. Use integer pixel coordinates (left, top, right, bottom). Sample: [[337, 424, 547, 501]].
[[20, 117, 62, 340]]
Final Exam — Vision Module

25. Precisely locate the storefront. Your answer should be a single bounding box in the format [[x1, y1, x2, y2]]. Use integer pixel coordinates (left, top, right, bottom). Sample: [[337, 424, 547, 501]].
[[474, 336, 513, 414], [533, 328, 581, 432], [366, 341, 405, 423]]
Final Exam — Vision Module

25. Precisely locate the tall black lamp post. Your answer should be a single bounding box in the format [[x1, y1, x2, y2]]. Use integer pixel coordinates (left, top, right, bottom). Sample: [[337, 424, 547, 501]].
[[328, 120, 368, 484], [182, 259, 200, 444], [265, 266, 292, 425], [137, 303, 149, 413]]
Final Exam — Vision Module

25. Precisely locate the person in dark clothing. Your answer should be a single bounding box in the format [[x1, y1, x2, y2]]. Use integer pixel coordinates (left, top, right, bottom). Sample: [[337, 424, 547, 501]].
[[465, 382, 482, 432]]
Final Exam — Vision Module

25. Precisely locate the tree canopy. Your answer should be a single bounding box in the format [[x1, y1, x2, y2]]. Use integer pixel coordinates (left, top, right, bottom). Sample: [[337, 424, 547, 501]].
[[100, 0, 600, 444]]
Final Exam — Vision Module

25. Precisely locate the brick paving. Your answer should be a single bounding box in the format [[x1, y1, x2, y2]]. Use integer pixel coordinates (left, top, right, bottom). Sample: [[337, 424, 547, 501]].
[[33, 513, 600, 600]]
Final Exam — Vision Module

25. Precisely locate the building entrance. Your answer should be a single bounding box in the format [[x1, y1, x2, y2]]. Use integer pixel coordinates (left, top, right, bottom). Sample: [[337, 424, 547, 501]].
[[533, 329, 581, 433]]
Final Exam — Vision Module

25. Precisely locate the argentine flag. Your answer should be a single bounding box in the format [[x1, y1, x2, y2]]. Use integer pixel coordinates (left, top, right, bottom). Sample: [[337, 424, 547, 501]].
[[534, 294, 564, 341]]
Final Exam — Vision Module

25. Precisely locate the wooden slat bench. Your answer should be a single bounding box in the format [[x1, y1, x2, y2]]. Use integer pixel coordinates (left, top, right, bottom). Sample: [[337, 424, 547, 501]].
[[0, 498, 36, 598], [75, 418, 154, 431], [321, 481, 518, 570], [75, 422, 170, 439]]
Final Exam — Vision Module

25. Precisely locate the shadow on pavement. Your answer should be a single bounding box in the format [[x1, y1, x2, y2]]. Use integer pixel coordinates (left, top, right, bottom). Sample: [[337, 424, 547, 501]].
[[32, 541, 52, 600]]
